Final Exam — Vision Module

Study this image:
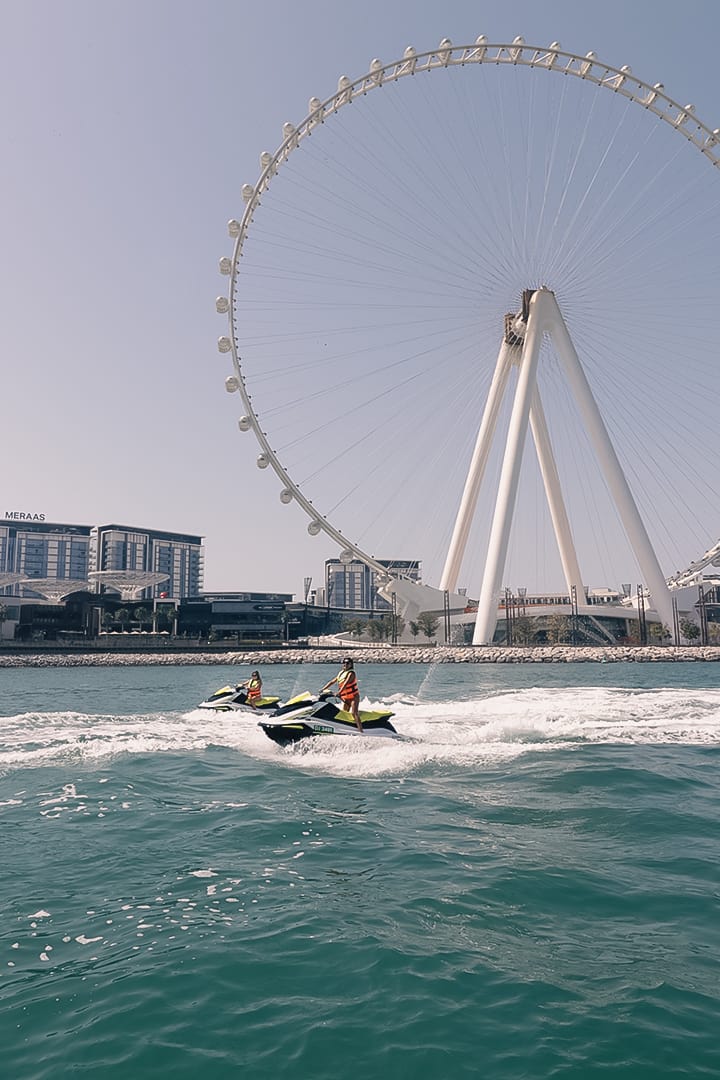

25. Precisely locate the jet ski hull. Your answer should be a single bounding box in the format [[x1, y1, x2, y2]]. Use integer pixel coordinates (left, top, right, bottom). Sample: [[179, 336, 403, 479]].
[[260, 701, 398, 745], [197, 685, 280, 713]]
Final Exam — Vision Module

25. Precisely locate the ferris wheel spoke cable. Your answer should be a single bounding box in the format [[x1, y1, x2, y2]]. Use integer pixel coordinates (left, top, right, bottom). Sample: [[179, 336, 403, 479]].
[[552, 119, 679, 280], [380, 76, 509, 262], [251, 317, 479, 393], [549, 113, 654, 282], [539, 353, 702, 576], [322, 111, 505, 280], [531, 75, 571, 270], [270, 327, 476, 443], [297, 336, 483, 481], [329, 347, 489, 546], [427, 77, 533, 284], [290, 341, 475, 482], [579, 350, 715, 556], [252, 183, 483, 297], [253, 181, 490, 289], [571, 166, 717, 291]]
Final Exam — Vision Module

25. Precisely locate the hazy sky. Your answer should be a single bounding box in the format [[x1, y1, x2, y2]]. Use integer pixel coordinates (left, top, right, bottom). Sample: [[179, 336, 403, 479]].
[[3, 0, 720, 598]]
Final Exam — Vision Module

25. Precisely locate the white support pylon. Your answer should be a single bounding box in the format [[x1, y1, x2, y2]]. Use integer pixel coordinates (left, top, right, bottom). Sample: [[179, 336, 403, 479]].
[[473, 290, 550, 644], [440, 340, 514, 593], [547, 292, 675, 633], [528, 384, 585, 603], [464, 287, 674, 644]]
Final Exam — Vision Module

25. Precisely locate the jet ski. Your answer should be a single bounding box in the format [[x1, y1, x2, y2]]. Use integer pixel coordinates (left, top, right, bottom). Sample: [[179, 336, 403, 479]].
[[259, 697, 399, 745], [197, 684, 281, 714], [198, 686, 327, 720]]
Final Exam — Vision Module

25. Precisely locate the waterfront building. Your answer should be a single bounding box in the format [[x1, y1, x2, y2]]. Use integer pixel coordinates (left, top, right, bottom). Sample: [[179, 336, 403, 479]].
[[179, 592, 293, 642], [90, 524, 204, 599], [0, 516, 204, 600], [0, 519, 92, 595], [324, 558, 421, 612]]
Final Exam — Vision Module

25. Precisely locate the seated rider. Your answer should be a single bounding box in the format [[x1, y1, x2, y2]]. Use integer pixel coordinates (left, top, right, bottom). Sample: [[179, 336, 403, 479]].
[[321, 657, 362, 733], [239, 670, 263, 706]]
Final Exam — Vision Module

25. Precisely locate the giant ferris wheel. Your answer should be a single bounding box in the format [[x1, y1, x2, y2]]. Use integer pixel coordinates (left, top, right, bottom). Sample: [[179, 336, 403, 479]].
[[217, 37, 720, 642]]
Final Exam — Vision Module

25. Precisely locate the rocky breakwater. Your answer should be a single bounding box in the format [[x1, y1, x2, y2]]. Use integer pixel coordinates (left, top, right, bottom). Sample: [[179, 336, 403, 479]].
[[2, 645, 720, 667]]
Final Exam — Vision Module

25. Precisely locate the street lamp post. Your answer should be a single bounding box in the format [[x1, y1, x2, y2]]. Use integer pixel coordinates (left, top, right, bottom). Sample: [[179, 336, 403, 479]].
[[570, 584, 578, 645], [637, 584, 647, 645], [671, 594, 680, 646], [698, 584, 709, 646]]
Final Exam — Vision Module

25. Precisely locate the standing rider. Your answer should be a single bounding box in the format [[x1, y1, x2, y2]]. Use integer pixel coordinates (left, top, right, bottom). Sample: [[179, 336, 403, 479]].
[[321, 657, 362, 733], [240, 670, 263, 706]]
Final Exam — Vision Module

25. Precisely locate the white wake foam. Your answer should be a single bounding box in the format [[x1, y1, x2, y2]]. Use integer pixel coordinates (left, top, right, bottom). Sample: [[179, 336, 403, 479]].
[[1, 685, 718, 776]]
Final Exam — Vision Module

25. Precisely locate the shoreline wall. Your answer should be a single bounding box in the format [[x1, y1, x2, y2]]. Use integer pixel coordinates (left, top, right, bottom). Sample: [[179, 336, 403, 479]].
[[2, 645, 720, 667]]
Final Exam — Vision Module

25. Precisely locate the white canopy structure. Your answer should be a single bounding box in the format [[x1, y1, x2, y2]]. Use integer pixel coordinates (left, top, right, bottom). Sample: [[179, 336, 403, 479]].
[[88, 571, 169, 600], [18, 579, 91, 602]]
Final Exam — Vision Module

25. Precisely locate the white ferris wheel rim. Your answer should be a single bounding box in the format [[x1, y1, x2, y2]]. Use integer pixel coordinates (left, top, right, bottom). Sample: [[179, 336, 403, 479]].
[[218, 37, 720, 584]]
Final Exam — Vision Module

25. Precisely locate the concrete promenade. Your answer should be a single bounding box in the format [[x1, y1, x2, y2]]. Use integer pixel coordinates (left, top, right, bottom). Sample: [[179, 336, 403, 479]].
[[2, 644, 720, 667]]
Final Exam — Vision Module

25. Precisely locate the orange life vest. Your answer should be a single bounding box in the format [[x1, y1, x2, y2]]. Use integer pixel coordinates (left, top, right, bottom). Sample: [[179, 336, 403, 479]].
[[247, 677, 262, 702], [337, 669, 358, 703]]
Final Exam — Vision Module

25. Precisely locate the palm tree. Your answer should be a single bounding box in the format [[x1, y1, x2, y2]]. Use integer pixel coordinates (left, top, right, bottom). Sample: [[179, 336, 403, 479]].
[[647, 622, 670, 645], [343, 617, 366, 640], [416, 611, 439, 642], [546, 613, 570, 644]]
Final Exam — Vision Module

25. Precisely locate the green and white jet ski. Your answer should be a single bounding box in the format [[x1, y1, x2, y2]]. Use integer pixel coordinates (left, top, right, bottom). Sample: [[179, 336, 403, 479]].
[[259, 697, 399, 745], [197, 684, 282, 714]]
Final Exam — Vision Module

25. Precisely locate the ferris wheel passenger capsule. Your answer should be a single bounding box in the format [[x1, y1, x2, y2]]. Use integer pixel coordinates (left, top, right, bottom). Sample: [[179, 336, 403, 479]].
[[403, 46, 416, 59], [307, 521, 322, 536], [217, 337, 232, 353], [225, 376, 239, 393], [339, 549, 354, 564], [510, 36, 525, 61], [227, 219, 241, 237], [241, 184, 254, 203], [283, 122, 296, 139], [260, 151, 272, 168], [257, 454, 270, 469], [438, 38, 452, 63], [215, 296, 229, 314], [279, 489, 293, 504], [238, 416, 252, 432], [219, 257, 232, 275], [309, 97, 322, 113]]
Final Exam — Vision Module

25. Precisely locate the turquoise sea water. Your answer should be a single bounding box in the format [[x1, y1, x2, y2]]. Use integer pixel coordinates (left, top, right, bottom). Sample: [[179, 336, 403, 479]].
[[1, 661, 719, 1079]]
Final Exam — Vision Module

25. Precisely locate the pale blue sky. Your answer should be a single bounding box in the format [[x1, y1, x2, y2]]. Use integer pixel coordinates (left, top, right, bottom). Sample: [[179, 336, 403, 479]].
[[2, 1, 720, 597]]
